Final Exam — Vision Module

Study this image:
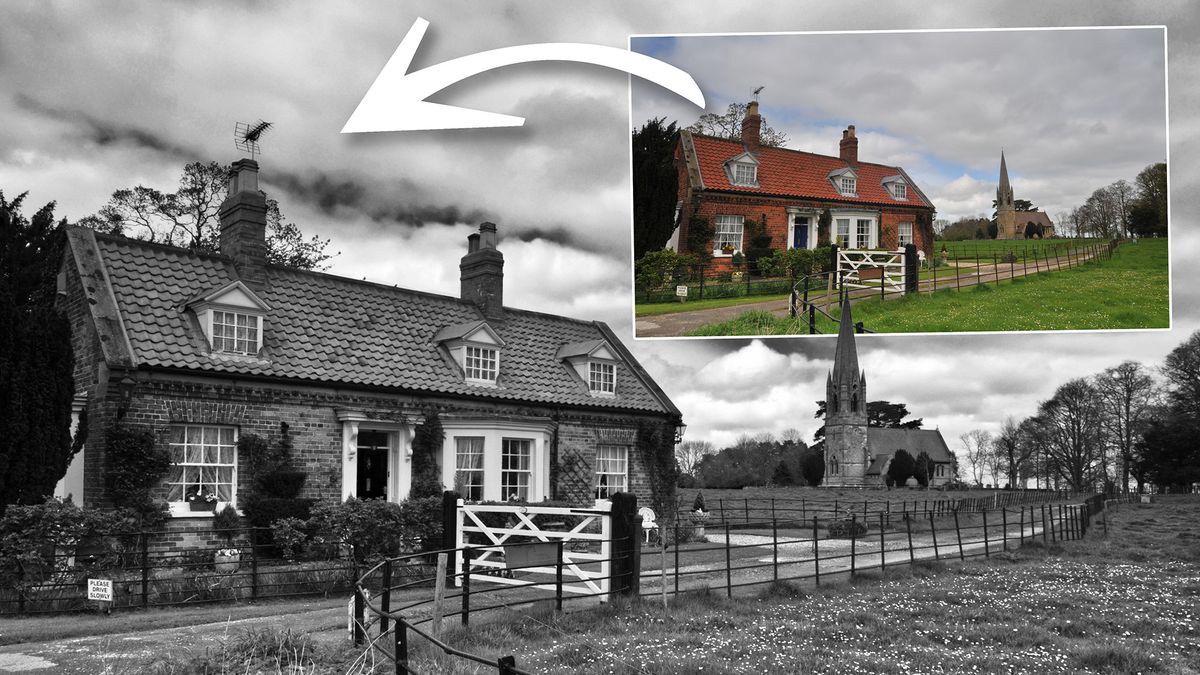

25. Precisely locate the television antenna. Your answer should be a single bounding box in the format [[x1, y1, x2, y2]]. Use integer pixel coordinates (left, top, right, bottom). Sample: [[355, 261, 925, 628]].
[[752, 86, 764, 102], [234, 120, 273, 160]]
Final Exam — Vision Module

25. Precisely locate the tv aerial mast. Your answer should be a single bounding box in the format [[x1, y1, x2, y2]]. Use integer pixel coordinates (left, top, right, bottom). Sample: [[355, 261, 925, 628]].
[[234, 120, 273, 161]]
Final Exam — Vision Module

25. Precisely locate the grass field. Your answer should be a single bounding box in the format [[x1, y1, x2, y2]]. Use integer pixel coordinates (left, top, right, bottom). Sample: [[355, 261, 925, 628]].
[[393, 495, 1200, 674], [690, 238, 1168, 335], [635, 292, 791, 318], [940, 237, 1098, 261]]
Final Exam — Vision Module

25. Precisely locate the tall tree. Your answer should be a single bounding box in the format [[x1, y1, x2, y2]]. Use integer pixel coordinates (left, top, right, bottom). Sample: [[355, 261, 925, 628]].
[[1160, 330, 1200, 420], [913, 450, 934, 488], [0, 192, 76, 510], [632, 118, 681, 259], [675, 440, 714, 482], [80, 161, 336, 270], [992, 416, 1035, 489], [813, 399, 922, 441], [1093, 361, 1158, 491], [687, 102, 789, 147], [1133, 162, 1167, 236], [886, 449, 916, 488], [959, 429, 992, 486], [1135, 410, 1200, 492], [1033, 378, 1105, 491]]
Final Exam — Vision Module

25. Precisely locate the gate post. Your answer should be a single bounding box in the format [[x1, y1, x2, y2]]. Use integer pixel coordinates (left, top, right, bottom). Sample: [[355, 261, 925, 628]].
[[830, 244, 840, 290], [610, 492, 641, 599], [903, 243, 918, 295], [441, 491, 461, 587]]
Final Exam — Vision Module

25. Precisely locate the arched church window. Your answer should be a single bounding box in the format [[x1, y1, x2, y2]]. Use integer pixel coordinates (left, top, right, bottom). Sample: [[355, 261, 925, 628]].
[[832, 394, 839, 412], [851, 393, 859, 412]]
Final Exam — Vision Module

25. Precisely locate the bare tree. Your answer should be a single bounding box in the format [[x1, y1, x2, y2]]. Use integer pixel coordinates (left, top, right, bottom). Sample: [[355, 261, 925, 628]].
[[1033, 378, 1105, 491], [992, 416, 1035, 488], [675, 440, 714, 479], [1093, 361, 1158, 491], [687, 102, 789, 147], [958, 429, 993, 486]]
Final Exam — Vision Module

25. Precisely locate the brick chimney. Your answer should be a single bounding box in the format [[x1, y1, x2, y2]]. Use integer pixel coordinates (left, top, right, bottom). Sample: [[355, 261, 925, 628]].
[[460, 222, 504, 321], [839, 125, 859, 165], [219, 159, 268, 288], [740, 101, 762, 151]]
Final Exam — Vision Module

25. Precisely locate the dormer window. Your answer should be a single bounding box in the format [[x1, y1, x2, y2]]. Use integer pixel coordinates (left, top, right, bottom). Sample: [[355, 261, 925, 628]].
[[589, 361, 616, 394], [434, 320, 506, 386], [465, 345, 498, 382], [185, 280, 271, 357], [211, 310, 261, 354], [557, 340, 619, 397], [828, 168, 858, 197], [724, 151, 760, 187], [732, 162, 757, 186], [881, 175, 908, 201]]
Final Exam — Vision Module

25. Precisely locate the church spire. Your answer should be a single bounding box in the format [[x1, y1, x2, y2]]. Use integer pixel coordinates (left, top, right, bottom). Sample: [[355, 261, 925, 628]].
[[997, 150, 1013, 208], [831, 293, 860, 386]]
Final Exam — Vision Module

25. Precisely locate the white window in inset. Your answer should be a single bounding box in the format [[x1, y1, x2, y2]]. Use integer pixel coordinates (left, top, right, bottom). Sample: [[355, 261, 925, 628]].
[[840, 176, 856, 195], [211, 310, 261, 354], [836, 218, 851, 248], [465, 346, 498, 382], [455, 437, 485, 501], [898, 222, 913, 248], [856, 219, 873, 249], [167, 424, 237, 507], [713, 215, 744, 255], [595, 445, 628, 499], [588, 361, 615, 395], [501, 439, 532, 501], [892, 183, 907, 199], [732, 162, 757, 186]]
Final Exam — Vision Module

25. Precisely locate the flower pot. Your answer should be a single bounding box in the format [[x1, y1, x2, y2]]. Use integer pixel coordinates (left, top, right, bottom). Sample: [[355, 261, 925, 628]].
[[214, 552, 241, 573], [189, 501, 217, 512], [693, 526, 705, 539]]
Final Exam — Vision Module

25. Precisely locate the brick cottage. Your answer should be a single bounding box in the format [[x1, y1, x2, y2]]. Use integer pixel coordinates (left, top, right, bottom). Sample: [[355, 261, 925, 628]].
[[672, 102, 937, 275], [56, 158, 682, 544]]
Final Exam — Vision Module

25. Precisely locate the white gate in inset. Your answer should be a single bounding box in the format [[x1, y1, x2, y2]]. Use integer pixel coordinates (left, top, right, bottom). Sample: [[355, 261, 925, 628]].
[[838, 249, 906, 294], [454, 500, 613, 598]]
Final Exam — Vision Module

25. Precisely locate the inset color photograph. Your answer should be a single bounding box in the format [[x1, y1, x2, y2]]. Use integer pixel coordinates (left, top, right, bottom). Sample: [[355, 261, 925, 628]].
[[631, 27, 1168, 338]]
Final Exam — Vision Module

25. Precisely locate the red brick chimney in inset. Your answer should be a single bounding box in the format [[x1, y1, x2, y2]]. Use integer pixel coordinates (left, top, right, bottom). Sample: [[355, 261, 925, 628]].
[[741, 101, 762, 151], [839, 125, 859, 165], [460, 222, 504, 321]]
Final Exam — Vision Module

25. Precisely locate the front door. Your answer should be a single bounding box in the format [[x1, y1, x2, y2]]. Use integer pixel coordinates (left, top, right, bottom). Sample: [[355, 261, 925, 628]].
[[793, 216, 809, 249], [356, 430, 390, 500]]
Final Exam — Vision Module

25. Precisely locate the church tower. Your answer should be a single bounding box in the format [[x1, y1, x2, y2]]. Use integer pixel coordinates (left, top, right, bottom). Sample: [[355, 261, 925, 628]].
[[996, 151, 1017, 240], [823, 297, 870, 487]]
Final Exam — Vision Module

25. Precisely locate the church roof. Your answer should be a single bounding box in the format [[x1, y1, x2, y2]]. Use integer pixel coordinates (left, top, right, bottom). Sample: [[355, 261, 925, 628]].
[[1015, 211, 1054, 228], [865, 428, 954, 463]]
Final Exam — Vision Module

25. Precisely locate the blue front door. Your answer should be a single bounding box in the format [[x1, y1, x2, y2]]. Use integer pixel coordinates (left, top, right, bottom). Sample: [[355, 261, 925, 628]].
[[794, 217, 809, 248]]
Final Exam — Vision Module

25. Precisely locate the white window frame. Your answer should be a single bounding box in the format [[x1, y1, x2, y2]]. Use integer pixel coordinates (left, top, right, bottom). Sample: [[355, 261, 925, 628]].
[[465, 345, 498, 383], [836, 218, 851, 248], [501, 438, 533, 501], [892, 183, 907, 200], [166, 424, 237, 516], [594, 445, 628, 499], [839, 176, 857, 196], [713, 215, 744, 256], [210, 310, 261, 355], [732, 162, 757, 186], [898, 222, 914, 248], [856, 219, 873, 250], [588, 361, 616, 396], [454, 437, 485, 501]]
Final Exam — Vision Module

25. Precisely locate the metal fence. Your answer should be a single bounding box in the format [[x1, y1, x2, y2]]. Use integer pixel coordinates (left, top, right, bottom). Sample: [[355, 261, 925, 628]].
[[0, 526, 370, 615]]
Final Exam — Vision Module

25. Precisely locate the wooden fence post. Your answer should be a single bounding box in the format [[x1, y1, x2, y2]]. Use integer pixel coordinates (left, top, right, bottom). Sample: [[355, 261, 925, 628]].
[[954, 511, 965, 561], [724, 522, 733, 598], [879, 512, 886, 574], [982, 510, 989, 558], [813, 516, 821, 586], [929, 513, 939, 560], [611, 492, 641, 598]]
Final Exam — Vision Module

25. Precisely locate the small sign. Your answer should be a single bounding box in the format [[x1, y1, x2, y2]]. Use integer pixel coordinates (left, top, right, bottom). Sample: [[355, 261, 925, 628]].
[[675, 285, 688, 298], [87, 578, 113, 602]]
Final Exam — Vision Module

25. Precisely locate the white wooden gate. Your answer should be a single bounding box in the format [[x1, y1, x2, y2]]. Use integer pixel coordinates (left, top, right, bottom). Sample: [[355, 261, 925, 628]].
[[838, 249, 905, 294], [454, 500, 613, 598]]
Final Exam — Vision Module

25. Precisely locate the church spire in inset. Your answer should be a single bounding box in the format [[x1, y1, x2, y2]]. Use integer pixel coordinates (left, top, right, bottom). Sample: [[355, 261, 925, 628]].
[[997, 150, 1013, 209]]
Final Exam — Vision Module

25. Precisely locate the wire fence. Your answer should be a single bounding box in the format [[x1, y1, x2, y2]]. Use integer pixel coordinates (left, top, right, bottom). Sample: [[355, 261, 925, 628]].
[[352, 491, 1138, 674]]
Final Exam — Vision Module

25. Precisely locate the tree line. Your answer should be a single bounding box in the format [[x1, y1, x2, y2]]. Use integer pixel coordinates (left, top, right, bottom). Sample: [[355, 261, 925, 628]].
[[957, 334, 1200, 493]]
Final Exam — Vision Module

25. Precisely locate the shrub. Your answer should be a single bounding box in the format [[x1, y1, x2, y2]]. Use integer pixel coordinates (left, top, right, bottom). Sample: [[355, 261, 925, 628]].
[[271, 517, 309, 561], [685, 216, 713, 255], [257, 469, 307, 499], [398, 496, 443, 552], [107, 424, 171, 517], [212, 504, 241, 546], [410, 414, 445, 499], [635, 249, 697, 291], [241, 496, 316, 530], [826, 515, 868, 538], [692, 491, 706, 513], [309, 498, 408, 563]]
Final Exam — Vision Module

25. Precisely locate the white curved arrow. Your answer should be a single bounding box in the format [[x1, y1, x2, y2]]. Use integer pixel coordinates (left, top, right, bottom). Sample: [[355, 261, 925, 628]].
[[342, 18, 705, 133]]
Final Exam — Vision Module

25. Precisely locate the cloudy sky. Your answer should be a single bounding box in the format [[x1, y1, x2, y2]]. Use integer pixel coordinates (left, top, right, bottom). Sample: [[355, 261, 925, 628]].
[[1, 1, 1196, 454]]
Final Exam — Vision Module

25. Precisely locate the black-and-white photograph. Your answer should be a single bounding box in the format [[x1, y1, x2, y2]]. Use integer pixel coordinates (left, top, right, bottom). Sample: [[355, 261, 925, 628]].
[[0, 2, 1196, 673]]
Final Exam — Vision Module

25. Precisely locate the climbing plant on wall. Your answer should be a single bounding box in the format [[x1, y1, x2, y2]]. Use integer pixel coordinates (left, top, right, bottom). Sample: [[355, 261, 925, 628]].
[[638, 421, 679, 517], [409, 412, 445, 499]]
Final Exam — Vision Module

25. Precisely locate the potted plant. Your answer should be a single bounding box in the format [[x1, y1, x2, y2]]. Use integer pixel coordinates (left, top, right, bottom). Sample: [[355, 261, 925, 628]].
[[211, 505, 242, 573], [720, 243, 736, 255], [688, 492, 710, 539], [730, 252, 746, 282], [186, 486, 218, 512]]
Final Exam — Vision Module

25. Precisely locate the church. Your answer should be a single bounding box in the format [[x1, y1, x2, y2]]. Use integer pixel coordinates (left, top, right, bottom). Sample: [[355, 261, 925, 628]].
[[821, 299, 956, 487], [995, 152, 1055, 240]]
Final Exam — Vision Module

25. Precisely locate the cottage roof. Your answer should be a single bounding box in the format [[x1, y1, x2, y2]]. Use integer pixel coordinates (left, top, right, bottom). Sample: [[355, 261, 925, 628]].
[[65, 228, 678, 416], [865, 428, 954, 463], [683, 132, 934, 209]]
